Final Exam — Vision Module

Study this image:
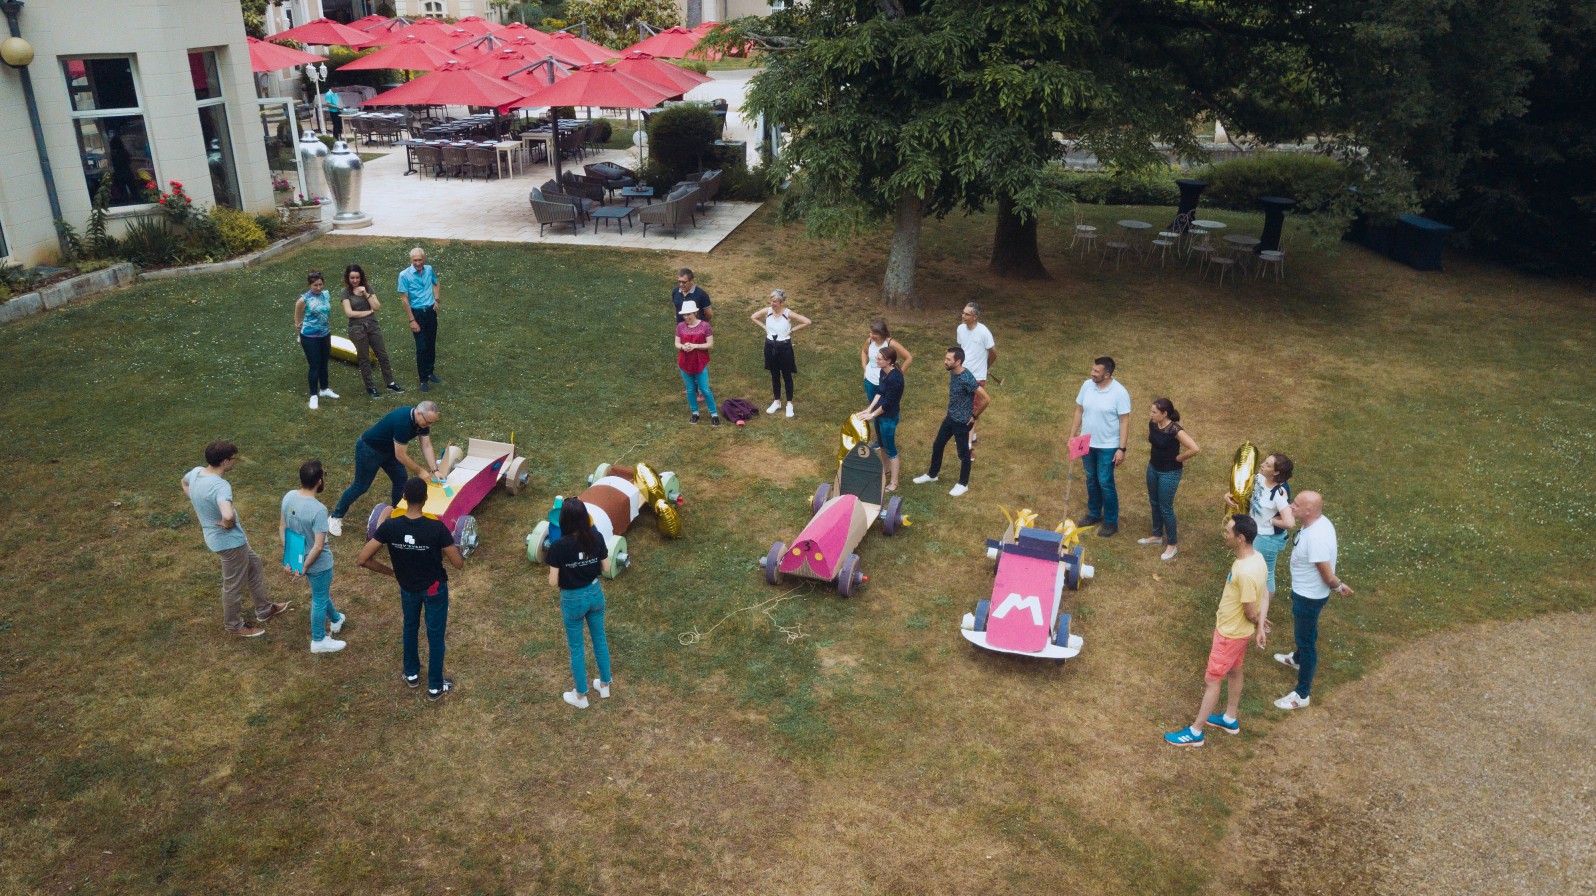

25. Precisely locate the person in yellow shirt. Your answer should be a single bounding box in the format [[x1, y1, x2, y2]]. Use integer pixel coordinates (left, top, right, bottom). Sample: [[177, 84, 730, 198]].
[[1165, 514, 1269, 747]]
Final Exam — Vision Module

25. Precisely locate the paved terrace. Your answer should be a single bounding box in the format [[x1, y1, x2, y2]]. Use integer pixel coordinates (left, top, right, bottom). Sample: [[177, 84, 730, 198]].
[[349, 71, 762, 254]]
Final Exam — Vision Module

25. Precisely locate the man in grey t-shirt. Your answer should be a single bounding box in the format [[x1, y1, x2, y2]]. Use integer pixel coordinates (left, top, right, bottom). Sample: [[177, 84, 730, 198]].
[[182, 440, 290, 637]]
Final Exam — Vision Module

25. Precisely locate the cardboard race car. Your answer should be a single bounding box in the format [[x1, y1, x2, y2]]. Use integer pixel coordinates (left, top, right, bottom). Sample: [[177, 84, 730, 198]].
[[960, 509, 1094, 663], [759, 414, 908, 597], [364, 436, 529, 557], [526, 461, 682, 578]]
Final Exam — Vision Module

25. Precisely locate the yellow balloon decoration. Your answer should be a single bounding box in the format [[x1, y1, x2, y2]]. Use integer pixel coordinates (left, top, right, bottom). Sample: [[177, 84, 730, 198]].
[[631, 462, 684, 538], [1228, 442, 1259, 519], [838, 413, 870, 467]]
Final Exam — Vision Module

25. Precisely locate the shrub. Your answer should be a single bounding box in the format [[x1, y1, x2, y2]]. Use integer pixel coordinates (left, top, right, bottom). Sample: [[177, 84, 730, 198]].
[[1059, 169, 1181, 206], [720, 165, 771, 202], [211, 206, 269, 257], [323, 46, 395, 90], [117, 216, 179, 267], [1197, 153, 1353, 214], [590, 119, 613, 143], [646, 103, 720, 185], [255, 213, 286, 243]]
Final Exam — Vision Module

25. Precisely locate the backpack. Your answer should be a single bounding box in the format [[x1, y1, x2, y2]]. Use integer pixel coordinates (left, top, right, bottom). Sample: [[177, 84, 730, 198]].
[[720, 398, 758, 425]]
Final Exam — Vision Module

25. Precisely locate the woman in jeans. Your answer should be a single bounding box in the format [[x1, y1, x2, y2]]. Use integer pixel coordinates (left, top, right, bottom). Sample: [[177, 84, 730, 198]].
[[861, 318, 913, 403], [1231, 452, 1295, 598], [545, 497, 613, 709], [858, 345, 905, 491], [294, 272, 339, 410], [341, 264, 403, 399], [1138, 398, 1200, 560], [674, 300, 720, 425]]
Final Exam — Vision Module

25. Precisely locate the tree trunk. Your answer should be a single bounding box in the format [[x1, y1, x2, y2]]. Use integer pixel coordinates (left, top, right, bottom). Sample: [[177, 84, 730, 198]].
[[883, 192, 924, 308], [989, 195, 1052, 280]]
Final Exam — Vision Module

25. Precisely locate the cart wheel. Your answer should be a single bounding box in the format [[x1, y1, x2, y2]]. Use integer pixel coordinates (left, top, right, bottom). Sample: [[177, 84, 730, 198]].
[[764, 541, 786, 585], [654, 501, 682, 538], [811, 483, 831, 515], [588, 463, 610, 485], [836, 553, 862, 598], [453, 515, 479, 558], [661, 471, 681, 504], [881, 496, 904, 536], [504, 457, 528, 495], [527, 520, 550, 564], [366, 503, 391, 540], [974, 599, 991, 632], [1065, 546, 1083, 590], [603, 535, 627, 579]]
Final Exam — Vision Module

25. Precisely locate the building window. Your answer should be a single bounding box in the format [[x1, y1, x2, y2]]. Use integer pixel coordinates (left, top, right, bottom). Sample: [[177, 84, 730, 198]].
[[62, 57, 156, 208], [189, 51, 242, 209], [0, 218, 9, 260], [422, 1, 445, 15]]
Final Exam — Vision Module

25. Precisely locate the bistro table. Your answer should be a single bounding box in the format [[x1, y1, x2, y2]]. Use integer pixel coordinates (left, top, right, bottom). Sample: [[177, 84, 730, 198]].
[[589, 206, 638, 233], [1117, 219, 1153, 254], [1193, 219, 1226, 232], [492, 140, 522, 178]]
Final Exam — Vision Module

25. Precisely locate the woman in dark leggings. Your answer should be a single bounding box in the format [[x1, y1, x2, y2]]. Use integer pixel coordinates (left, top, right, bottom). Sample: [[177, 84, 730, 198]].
[[750, 289, 811, 418], [294, 272, 339, 410]]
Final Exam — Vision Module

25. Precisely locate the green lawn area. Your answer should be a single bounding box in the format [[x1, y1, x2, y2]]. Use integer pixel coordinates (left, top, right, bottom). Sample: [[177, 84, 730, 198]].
[[1, 207, 1591, 895]]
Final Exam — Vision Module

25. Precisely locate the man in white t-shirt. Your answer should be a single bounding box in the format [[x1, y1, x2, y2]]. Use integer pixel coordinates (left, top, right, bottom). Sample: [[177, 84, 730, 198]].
[[1274, 491, 1354, 710], [1068, 356, 1132, 537], [956, 303, 995, 446]]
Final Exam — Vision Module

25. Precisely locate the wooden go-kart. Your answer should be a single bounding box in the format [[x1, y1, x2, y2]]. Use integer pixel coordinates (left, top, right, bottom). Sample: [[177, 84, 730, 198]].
[[759, 414, 908, 597], [960, 510, 1093, 663], [364, 436, 528, 557], [526, 461, 682, 578]]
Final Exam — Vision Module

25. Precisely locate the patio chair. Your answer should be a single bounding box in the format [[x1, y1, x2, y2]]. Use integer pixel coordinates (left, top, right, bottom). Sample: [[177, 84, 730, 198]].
[[1070, 205, 1098, 255], [413, 144, 444, 179], [673, 170, 721, 213], [557, 128, 586, 161], [347, 117, 372, 146], [530, 189, 582, 235], [466, 145, 498, 179], [641, 186, 699, 237], [440, 146, 471, 180], [540, 179, 600, 219], [558, 172, 607, 204], [584, 162, 636, 195], [1256, 234, 1289, 282]]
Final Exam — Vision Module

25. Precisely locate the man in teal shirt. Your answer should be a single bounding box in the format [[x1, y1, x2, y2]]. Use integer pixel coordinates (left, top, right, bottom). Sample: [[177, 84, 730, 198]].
[[398, 247, 442, 392]]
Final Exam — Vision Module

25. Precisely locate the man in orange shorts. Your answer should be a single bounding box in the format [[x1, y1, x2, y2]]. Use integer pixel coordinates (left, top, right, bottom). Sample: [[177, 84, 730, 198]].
[[1166, 514, 1268, 746]]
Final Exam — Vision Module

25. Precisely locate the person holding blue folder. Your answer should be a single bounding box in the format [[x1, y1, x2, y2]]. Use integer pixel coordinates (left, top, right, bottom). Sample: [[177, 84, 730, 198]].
[[281, 459, 346, 654]]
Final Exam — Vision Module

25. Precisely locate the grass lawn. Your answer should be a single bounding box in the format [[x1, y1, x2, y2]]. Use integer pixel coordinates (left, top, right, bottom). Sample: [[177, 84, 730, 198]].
[[1, 205, 1592, 895]]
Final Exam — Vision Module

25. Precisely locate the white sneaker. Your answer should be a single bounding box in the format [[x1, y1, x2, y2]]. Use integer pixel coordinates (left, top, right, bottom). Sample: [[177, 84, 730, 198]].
[[1274, 652, 1300, 670], [912, 474, 937, 484], [1161, 546, 1178, 561], [327, 517, 343, 537], [948, 483, 969, 497], [563, 690, 590, 709], [969, 431, 978, 445], [310, 637, 346, 654], [1274, 691, 1310, 710], [319, 388, 340, 399], [767, 400, 782, 414], [309, 395, 319, 410], [329, 612, 346, 634], [1137, 536, 1164, 545], [785, 402, 794, 418], [593, 678, 611, 699]]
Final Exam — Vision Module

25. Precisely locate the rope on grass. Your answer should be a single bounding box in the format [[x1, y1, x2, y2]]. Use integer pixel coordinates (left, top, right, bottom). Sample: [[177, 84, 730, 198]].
[[678, 586, 811, 646]]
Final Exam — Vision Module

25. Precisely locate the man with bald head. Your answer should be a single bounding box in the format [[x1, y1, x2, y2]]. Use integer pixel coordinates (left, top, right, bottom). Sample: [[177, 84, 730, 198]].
[[399, 247, 442, 391], [327, 401, 443, 537], [1274, 490, 1354, 709]]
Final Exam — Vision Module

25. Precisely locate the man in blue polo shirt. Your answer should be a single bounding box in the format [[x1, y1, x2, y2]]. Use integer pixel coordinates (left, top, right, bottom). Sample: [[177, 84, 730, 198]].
[[399, 247, 442, 392], [327, 401, 442, 537]]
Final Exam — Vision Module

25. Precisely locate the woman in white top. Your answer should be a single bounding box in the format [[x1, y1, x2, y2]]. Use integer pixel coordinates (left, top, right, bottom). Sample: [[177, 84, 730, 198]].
[[862, 318, 914, 403], [751, 289, 811, 417], [1227, 452, 1296, 597]]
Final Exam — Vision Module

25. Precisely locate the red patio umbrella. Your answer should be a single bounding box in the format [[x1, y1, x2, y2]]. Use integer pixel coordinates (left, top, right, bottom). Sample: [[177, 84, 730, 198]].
[[430, 28, 478, 50], [536, 31, 620, 66], [359, 16, 411, 36], [454, 16, 501, 36], [361, 60, 530, 108], [272, 17, 376, 47], [502, 57, 574, 92], [622, 26, 706, 60], [507, 63, 677, 110], [609, 51, 712, 93], [465, 48, 547, 80], [451, 32, 508, 57], [499, 22, 549, 38], [247, 37, 323, 74], [349, 14, 388, 29], [381, 21, 450, 46], [336, 35, 460, 72]]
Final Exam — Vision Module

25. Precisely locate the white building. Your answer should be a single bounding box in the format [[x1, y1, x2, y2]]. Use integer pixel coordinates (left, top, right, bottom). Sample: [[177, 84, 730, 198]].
[[0, 0, 274, 266]]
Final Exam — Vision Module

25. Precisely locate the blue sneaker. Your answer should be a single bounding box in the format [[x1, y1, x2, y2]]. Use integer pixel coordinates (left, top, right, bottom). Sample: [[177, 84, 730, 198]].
[[1164, 727, 1205, 747], [1206, 714, 1241, 735]]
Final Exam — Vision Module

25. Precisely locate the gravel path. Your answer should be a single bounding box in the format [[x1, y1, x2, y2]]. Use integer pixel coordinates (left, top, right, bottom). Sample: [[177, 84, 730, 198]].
[[1219, 611, 1595, 895]]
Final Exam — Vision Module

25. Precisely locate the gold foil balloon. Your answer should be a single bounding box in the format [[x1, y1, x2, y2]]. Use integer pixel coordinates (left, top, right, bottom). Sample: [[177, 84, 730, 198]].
[[654, 500, 683, 538], [631, 463, 683, 538], [1228, 442, 1259, 518], [633, 463, 665, 504], [838, 413, 870, 467]]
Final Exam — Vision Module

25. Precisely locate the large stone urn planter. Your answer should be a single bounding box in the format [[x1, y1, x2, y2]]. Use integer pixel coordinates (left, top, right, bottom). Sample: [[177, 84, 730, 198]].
[[279, 204, 325, 225]]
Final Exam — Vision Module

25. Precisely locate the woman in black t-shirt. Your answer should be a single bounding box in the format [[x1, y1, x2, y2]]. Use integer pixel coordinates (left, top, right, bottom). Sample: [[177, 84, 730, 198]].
[[546, 497, 613, 709], [1139, 398, 1201, 560]]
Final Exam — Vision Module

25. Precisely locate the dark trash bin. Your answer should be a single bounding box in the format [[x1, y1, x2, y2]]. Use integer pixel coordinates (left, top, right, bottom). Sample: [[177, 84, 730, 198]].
[[1389, 213, 1454, 271], [712, 139, 747, 170]]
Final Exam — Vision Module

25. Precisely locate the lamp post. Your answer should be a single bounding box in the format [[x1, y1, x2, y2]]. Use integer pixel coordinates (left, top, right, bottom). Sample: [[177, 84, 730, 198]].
[[305, 61, 329, 133], [2, 0, 68, 260]]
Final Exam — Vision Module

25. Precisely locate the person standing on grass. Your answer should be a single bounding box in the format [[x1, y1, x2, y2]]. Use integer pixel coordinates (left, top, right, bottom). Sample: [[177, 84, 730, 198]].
[[341, 264, 404, 399], [357, 477, 464, 701], [1165, 514, 1267, 747], [956, 303, 996, 448], [752, 289, 811, 418], [546, 497, 614, 710], [912, 346, 988, 497], [327, 402, 443, 538], [675, 300, 720, 426], [1069, 356, 1132, 537], [862, 318, 914, 404], [294, 272, 339, 410], [1138, 398, 1201, 561], [280, 459, 346, 654], [672, 268, 711, 323], [399, 248, 442, 392], [1227, 453, 1295, 605], [857, 345, 905, 491], [1274, 491, 1353, 710], [182, 440, 292, 638]]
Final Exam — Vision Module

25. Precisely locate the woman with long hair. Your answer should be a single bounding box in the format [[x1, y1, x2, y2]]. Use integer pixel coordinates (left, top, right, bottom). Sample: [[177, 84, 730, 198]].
[[1138, 398, 1201, 560], [546, 497, 614, 709], [294, 272, 339, 410], [858, 345, 906, 491], [861, 318, 913, 403], [1229, 452, 1295, 599], [341, 264, 404, 398]]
